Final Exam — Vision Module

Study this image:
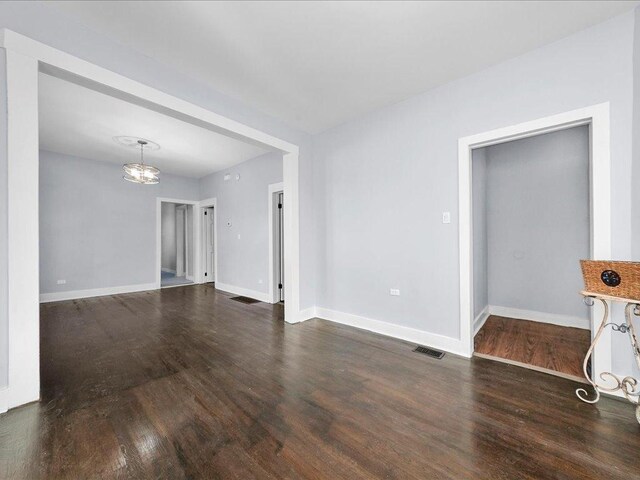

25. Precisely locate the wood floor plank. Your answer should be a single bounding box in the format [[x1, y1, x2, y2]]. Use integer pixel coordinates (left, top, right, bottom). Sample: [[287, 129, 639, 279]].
[[474, 315, 591, 379], [0, 286, 637, 479]]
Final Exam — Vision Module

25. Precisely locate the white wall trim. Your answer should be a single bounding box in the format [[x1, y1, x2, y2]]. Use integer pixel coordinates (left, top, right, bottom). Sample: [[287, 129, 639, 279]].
[[1, 28, 301, 410], [296, 306, 317, 323], [197, 197, 218, 284], [215, 282, 271, 303], [268, 182, 284, 304], [316, 307, 469, 358], [40, 283, 158, 303], [6, 48, 40, 410], [487, 305, 590, 330], [473, 306, 490, 336], [458, 103, 611, 381]]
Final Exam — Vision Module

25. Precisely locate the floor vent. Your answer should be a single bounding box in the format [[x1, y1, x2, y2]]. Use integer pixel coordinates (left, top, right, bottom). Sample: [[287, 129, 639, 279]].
[[413, 345, 445, 359], [230, 296, 261, 304]]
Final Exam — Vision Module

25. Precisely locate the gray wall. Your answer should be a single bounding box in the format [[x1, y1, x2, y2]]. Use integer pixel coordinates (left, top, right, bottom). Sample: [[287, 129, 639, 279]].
[[313, 13, 634, 376], [199, 152, 283, 294], [480, 126, 590, 320], [161, 203, 177, 271], [0, 50, 7, 388], [472, 148, 488, 320], [39, 150, 199, 294]]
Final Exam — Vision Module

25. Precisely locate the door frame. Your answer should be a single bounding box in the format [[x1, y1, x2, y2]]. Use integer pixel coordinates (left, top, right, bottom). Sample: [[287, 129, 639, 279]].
[[198, 197, 218, 284], [2, 28, 302, 410], [156, 198, 198, 289], [458, 103, 611, 379], [268, 182, 284, 304]]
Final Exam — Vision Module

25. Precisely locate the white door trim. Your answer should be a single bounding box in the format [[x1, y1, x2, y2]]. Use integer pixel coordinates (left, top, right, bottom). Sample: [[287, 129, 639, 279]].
[[268, 182, 285, 304], [2, 28, 301, 408], [198, 197, 218, 284], [458, 103, 611, 378]]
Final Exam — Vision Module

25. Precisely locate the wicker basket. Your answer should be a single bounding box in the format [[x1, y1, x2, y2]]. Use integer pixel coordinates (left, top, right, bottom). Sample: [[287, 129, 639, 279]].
[[580, 260, 640, 302]]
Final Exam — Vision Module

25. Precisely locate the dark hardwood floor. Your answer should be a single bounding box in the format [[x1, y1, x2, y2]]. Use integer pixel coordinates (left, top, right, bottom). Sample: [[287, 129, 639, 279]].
[[474, 315, 591, 380], [1, 285, 638, 479]]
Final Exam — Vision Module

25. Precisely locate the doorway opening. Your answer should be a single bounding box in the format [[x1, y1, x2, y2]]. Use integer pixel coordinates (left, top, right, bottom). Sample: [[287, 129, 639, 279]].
[[160, 201, 195, 288], [199, 198, 217, 284], [269, 183, 284, 303], [4, 29, 302, 411], [471, 126, 590, 381], [458, 103, 612, 384]]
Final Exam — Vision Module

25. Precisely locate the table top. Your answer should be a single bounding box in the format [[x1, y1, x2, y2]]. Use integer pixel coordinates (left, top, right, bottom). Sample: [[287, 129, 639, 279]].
[[581, 290, 640, 305]]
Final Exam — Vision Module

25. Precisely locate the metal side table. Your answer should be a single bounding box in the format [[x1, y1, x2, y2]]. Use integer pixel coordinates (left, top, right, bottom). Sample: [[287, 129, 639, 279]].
[[578, 291, 640, 424]]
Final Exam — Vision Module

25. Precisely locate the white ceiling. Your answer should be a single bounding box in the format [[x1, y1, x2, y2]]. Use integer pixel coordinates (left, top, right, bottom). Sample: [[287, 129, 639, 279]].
[[46, 1, 638, 134], [39, 73, 269, 178]]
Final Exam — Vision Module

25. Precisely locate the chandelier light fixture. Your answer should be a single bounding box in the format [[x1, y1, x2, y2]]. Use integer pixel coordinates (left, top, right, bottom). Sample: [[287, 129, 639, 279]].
[[122, 139, 160, 184]]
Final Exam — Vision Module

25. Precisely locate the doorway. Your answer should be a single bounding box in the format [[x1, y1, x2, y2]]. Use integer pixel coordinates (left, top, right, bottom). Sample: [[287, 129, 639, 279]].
[[5, 29, 302, 411], [471, 126, 590, 380], [198, 197, 217, 285], [458, 103, 612, 383], [276, 192, 284, 302], [269, 183, 285, 303], [160, 201, 195, 288]]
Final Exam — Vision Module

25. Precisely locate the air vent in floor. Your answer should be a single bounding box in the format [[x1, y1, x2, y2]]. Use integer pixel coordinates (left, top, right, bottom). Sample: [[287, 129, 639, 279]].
[[230, 296, 261, 304], [413, 345, 445, 359]]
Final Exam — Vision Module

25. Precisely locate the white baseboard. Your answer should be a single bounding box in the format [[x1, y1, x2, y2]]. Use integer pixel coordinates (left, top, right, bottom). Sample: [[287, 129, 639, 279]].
[[315, 307, 469, 358], [473, 307, 490, 336], [215, 282, 271, 303], [161, 268, 176, 274], [488, 305, 589, 330], [0, 387, 8, 414], [296, 306, 317, 323], [40, 282, 158, 303]]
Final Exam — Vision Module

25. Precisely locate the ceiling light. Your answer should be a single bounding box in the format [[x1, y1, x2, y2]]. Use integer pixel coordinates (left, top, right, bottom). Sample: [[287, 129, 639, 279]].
[[123, 140, 160, 185]]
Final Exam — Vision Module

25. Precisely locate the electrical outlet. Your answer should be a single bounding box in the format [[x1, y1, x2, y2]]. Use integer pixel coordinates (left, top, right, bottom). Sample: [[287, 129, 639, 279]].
[[390, 288, 400, 296], [237, 234, 241, 240], [57, 279, 66, 285], [258, 279, 263, 285], [442, 212, 451, 224]]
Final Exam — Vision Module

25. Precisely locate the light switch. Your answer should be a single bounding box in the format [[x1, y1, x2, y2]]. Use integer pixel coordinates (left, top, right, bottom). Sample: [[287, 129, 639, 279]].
[[442, 212, 451, 224]]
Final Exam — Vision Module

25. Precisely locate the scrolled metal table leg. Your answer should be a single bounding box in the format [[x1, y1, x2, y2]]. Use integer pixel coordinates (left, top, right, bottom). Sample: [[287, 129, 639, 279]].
[[576, 297, 608, 404]]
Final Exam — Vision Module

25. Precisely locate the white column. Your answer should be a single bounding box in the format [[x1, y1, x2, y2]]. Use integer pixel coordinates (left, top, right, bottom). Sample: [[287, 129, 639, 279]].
[[283, 150, 300, 323], [6, 49, 40, 409]]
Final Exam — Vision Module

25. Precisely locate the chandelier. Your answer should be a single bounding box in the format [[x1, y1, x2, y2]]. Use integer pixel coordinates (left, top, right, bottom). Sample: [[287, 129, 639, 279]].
[[122, 140, 160, 184]]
